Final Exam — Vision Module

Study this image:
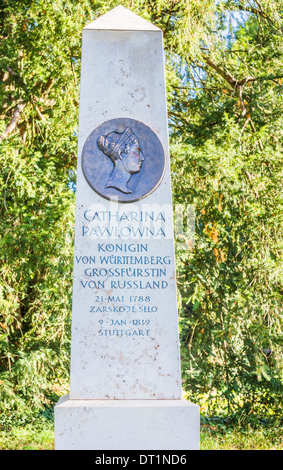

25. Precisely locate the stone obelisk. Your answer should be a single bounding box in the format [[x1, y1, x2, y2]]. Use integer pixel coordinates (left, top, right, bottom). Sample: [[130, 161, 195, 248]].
[[54, 6, 199, 450]]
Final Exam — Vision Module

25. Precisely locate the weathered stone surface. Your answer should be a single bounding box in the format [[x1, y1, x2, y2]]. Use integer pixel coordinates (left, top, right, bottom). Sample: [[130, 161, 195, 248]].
[[69, 6, 181, 401], [55, 395, 200, 450], [54, 6, 200, 450]]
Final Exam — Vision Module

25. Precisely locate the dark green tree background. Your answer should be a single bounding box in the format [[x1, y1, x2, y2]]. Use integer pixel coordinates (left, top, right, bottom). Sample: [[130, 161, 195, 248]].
[[0, 0, 282, 426]]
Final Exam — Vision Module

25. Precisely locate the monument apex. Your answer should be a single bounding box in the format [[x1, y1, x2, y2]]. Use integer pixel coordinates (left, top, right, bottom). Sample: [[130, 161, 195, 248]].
[[83, 5, 161, 31]]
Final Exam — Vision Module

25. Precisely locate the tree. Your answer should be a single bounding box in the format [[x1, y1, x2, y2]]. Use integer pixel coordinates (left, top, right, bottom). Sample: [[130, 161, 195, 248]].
[[0, 0, 95, 424], [168, 0, 283, 421]]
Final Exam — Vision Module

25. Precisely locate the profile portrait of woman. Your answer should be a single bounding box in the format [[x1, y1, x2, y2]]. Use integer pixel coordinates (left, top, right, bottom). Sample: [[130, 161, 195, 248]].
[[97, 127, 144, 194]]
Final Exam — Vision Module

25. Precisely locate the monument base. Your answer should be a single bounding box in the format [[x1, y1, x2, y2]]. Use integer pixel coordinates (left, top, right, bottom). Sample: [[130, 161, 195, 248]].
[[54, 395, 200, 450]]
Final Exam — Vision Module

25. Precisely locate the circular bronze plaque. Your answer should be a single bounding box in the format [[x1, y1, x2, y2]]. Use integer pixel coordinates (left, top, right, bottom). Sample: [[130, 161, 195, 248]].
[[81, 118, 166, 203]]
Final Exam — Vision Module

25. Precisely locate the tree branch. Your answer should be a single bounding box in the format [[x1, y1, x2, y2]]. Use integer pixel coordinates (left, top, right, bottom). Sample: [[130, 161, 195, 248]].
[[202, 55, 237, 89], [0, 102, 25, 141], [201, 54, 260, 89], [201, 54, 265, 151]]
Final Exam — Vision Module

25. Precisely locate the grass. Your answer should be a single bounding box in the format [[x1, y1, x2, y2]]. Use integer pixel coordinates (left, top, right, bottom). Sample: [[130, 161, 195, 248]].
[[200, 423, 282, 450], [0, 419, 282, 450], [0, 421, 55, 450]]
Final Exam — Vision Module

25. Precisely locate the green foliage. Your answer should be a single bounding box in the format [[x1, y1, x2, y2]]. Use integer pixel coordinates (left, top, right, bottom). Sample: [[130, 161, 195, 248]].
[[200, 421, 283, 450], [0, 0, 91, 424], [0, 0, 282, 428], [0, 413, 54, 449], [169, 0, 283, 421]]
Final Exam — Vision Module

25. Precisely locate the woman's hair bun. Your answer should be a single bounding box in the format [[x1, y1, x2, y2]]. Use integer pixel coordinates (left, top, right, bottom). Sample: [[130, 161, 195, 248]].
[[97, 135, 106, 151]]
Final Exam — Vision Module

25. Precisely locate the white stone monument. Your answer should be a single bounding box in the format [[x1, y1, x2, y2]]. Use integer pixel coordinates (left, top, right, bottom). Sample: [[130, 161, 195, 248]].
[[54, 5, 200, 450]]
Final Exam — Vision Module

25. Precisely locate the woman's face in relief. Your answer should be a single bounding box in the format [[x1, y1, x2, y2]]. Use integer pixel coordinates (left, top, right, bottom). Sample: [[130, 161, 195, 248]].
[[122, 139, 144, 174]]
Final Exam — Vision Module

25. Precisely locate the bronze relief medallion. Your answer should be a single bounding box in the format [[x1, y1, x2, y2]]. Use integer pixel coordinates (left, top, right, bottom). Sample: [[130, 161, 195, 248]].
[[81, 118, 166, 202]]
